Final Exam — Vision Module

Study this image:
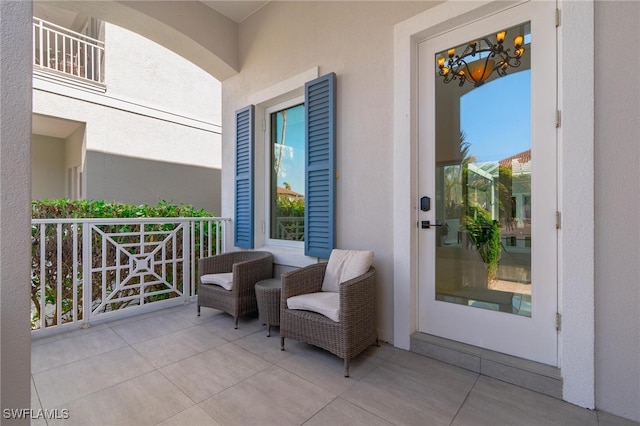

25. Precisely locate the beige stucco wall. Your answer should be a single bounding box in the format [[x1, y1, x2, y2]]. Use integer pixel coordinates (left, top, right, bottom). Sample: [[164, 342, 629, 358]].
[[222, 1, 438, 342], [594, 1, 640, 421], [31, 135, 66, 199]]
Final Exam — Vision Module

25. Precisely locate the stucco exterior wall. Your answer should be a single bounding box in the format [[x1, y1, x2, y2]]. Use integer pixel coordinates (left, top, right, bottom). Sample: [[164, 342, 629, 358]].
[[105, 23, 221, 125], [45, 0, 239, 80], [557, 0, 595, 408], [84, 150, 221, 212], [33, 90, 221, 213], [222, 1, 437, 342], [0, 0, 32, 420], [33, 22, 223, 213], [594, 1, 640, 421], [34, 89, 222, 212], [32, 135, 66, 199], [65, 125, 85, 173]]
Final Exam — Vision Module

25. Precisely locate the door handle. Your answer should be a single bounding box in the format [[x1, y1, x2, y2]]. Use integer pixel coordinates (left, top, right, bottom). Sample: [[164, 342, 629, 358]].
[[421, 220, 445, 229]]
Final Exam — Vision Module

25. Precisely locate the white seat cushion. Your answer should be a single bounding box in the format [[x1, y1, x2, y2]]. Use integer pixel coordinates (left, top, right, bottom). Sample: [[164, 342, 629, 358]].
[[321, 249, 374, 292], [287, 292, 340, 322], [200, 272, 234, 291]]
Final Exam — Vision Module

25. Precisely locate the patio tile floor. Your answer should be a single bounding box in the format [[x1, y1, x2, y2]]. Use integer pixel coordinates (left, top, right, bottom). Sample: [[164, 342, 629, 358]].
[[31, 304, 639, 426]]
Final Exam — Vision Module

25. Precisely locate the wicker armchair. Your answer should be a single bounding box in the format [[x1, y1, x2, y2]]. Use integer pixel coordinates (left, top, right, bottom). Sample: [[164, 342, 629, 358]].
[[280, 262, 377, 377], [197, 251, 273, 328]]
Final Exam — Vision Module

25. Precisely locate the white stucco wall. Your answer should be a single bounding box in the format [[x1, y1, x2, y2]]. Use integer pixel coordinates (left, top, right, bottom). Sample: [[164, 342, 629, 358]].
[[594, 1, 640, 421], [46, 0, 240, 80], [33, 89, 222, 212], [105, 23, 221, 125], [222, 1, 438, 342], [557, 0, 595, 409], [0, 0, 32, 420], [32, 135, 66, 199], [65, 125, 85, 173], [33, 21, 223, 213]]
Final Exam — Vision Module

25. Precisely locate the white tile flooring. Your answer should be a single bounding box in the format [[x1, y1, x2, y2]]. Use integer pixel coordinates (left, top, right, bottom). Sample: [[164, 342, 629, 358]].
[[31, 304, 638, 426]]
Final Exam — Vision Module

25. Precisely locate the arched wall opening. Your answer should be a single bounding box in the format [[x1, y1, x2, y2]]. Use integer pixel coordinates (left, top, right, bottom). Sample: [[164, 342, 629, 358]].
[[41, 0, 240, 81]]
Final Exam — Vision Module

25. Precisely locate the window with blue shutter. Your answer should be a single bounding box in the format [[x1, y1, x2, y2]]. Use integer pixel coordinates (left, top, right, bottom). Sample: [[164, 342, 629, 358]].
[[233, 73, 336, 258], [304, 73, 336, 258], [234, 105, 255, 248]]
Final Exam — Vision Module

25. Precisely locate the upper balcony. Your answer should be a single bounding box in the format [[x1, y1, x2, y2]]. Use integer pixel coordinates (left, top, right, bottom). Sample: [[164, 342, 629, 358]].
[[33, 17, 105, 89]]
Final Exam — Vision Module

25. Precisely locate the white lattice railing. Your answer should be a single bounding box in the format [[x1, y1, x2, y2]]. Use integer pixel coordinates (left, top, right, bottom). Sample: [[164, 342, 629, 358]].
[[33, 17, 105, 83], [276, 216, 304, 241], [31, 217, 230, 337]]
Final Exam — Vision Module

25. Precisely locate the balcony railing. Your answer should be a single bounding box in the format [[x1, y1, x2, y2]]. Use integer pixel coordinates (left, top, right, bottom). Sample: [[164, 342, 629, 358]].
[[33, 17, 105, 83], [31, 217, 230, 337]]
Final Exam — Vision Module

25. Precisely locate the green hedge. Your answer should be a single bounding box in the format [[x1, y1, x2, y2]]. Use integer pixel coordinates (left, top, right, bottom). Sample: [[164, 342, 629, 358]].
[[32, 199, 214, 219]]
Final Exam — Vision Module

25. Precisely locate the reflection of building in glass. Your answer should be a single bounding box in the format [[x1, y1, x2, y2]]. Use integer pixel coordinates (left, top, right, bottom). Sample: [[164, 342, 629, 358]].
[[459, 149, 532, 252], [438, 146, 533, 309], [500, 149, 531, 227], [440, 149, 531, 238], [277, 186, 304, 201]]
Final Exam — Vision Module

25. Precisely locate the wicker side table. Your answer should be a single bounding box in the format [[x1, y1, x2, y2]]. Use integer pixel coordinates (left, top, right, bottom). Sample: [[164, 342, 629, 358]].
[[255, 277, 281, 337]]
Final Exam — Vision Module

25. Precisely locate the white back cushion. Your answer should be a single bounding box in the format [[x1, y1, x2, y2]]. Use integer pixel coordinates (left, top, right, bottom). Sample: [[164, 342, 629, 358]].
[[321, 249, 374, 292], [287, 292, 340, 322], [201, 272, 234, 290]]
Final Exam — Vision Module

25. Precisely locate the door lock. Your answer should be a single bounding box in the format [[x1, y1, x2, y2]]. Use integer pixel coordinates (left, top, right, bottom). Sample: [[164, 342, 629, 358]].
[[421, 220, 445, 229], [420, 196, 431, 212]]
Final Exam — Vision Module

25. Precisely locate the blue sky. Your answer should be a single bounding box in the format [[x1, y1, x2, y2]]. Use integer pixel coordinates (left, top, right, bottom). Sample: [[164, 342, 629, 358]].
[[460, 70, 531, 163]]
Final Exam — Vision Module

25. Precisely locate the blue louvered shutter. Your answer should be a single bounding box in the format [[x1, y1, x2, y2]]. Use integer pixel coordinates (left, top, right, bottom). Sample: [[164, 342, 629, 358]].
[[234, 105, 255, 248], [304, 73, 336, 258]]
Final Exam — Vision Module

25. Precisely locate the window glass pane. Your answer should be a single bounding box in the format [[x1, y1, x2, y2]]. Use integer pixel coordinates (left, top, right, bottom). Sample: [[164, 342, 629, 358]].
[[270, 103, 305, 241], [434, 22, 532, 317]]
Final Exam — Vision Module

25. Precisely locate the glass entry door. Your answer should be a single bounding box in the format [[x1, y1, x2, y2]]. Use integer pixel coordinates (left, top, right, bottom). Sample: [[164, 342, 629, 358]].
[[417, 2, 558, 366]]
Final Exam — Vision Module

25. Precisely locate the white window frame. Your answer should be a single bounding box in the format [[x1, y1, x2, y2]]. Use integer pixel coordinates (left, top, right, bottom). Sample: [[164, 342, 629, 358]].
[[264, 96, 305, 250], [249, 67, 320, 267]]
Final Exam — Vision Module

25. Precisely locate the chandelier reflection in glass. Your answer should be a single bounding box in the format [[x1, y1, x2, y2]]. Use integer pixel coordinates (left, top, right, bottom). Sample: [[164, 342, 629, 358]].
[[437, 30, 525, 88]]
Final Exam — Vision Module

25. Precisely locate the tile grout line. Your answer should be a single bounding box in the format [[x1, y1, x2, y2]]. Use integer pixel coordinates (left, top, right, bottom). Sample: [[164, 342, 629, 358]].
[[333, 356, 400, 426], [152, 325, 274, 407], [48, 321, 201, 423], [449, 372, 481, 426], [30, 376, 49, 426], [31, 328, 129, 374], [33, 310, 204, 415]]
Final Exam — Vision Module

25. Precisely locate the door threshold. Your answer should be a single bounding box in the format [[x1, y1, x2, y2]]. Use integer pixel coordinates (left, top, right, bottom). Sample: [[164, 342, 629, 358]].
[[410, 332, 562, 399]]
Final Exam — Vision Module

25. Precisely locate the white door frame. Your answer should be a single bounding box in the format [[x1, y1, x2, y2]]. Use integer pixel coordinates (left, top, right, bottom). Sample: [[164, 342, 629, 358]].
[[393, 0, 595, 409], [417, 2, 558, 367]]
